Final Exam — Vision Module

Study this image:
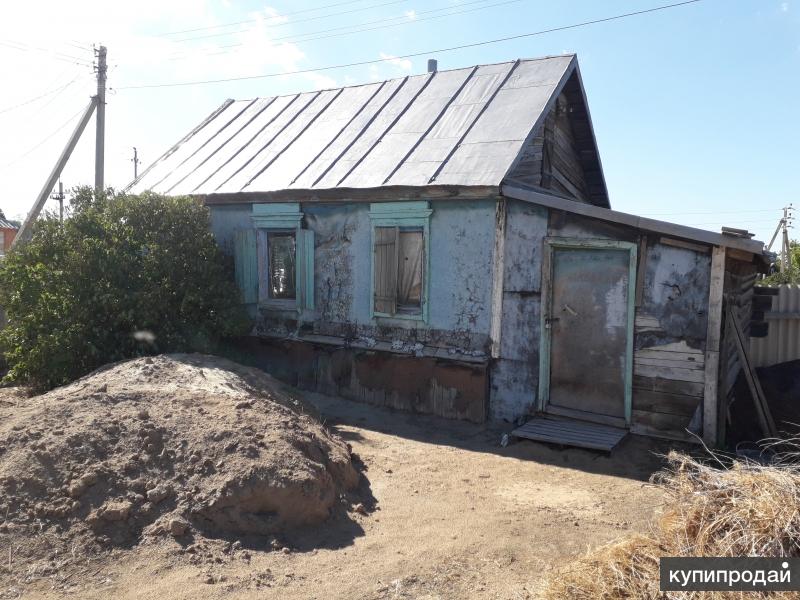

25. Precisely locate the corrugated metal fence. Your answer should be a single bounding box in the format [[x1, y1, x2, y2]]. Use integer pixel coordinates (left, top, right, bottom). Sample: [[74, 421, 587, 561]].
[[750, 284, 800, 367]]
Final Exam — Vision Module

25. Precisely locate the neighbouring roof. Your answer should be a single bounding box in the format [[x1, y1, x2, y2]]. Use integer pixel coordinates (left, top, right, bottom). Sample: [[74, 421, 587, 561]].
[[0, 215, 18, 230], [127, 55, 606, 203]]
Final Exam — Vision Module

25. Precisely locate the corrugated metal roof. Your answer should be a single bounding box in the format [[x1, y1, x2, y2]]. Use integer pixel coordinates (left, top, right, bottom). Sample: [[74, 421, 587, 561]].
[[0, 217, 18, 230], [128, 56, 580, 197]]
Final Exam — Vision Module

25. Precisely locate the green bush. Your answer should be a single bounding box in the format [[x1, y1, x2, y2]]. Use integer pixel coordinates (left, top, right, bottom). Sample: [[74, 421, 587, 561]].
[[0, 188, 249, 389]]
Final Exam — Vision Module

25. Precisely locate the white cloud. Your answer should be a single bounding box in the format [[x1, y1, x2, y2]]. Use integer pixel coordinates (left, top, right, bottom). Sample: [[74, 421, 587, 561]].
[[379, 52, 413, 72], [781, 1, 790, 11], [404, 10, 417, 21], [0, 1, 341, 219]]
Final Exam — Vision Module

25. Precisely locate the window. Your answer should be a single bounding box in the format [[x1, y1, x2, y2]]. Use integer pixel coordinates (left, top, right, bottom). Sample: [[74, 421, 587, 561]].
[[267, 231, 296, 300], [369, 202, 432, 321], [374, 227, 424, 315], [232, 203, 314, 310]]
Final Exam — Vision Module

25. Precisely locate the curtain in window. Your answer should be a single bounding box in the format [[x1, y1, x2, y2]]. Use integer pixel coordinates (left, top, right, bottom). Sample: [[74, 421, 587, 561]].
[[397, 230, 423, 307]]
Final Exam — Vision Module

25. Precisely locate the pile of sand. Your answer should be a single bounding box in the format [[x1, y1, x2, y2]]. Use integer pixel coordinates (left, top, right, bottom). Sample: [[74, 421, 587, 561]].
[[0, 355, 359, 578], [542, 451, 800, 599]]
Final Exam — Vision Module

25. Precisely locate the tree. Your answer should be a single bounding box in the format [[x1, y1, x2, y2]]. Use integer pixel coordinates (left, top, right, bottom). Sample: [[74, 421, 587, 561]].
[[762, 240, 800, 285], [0, 188, 249, 389]]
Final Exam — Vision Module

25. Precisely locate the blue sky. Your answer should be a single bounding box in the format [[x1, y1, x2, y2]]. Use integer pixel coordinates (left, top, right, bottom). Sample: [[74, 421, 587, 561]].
[[0, 0, 797, 244]]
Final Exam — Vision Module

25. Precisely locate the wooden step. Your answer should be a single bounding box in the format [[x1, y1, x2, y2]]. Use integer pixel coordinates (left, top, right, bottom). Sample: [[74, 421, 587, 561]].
[[512, 417, 627, 451]]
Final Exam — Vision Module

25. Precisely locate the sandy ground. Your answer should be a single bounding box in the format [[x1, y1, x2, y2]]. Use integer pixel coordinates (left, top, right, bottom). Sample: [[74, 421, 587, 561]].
[[4, 388, 683, 599]]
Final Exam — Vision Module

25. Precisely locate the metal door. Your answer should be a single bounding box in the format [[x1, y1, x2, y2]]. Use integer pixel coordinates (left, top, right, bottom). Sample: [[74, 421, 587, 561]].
[[539, 239, 636, 426]]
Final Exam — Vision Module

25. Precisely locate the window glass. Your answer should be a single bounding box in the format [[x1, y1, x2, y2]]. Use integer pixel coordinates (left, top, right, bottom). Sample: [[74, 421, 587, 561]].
[[268, 232, 296, 300]]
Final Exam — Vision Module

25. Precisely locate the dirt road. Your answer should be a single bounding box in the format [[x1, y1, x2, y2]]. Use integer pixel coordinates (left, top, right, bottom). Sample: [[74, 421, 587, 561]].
[[10, 390, 677, 599]]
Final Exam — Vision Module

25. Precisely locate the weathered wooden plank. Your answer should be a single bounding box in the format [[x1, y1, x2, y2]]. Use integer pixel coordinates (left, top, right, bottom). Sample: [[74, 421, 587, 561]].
[[632, 388, 701, 417], [632, 409, 693, 435], [630, 422, 699, 444], [633, 375, 704, 398], [633, 363, 706, 383], [703, 245, 725, 446], [635, 314, 661, 330], [637, 340, 704, 355], [659, 236, 710, 254], [635, 236, 647, 306], [489, 198, 506, 359], [634, 356, 704, 370], [635, 349, 704, 363], [203, 184, 500, 205]]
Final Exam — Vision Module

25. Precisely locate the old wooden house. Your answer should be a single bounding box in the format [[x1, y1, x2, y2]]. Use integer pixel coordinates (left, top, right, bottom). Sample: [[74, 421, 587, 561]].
[[128, 55, 766, 449]]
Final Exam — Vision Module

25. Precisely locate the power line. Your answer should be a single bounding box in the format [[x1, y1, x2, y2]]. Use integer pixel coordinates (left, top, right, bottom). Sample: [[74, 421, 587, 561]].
[[0, 39, 92, 67], [117, 0, 703, 90], [0, 74, 83, 116], [0, 103, 88, 170], [169, 0, 411, 44], [164, 0, 520, 62], [642, 207, 785, 216], [158, 0, 370, 36]]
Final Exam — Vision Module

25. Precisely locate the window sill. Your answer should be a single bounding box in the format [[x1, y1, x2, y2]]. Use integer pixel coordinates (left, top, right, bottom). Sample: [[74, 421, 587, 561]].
[[258, 300, 300, 313], [373, 311, 426, 323]]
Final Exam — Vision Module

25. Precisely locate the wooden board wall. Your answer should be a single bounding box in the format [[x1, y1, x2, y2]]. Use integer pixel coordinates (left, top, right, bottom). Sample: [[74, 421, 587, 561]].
[[508, 93, 591, 204], [628, 240, 713, 442]]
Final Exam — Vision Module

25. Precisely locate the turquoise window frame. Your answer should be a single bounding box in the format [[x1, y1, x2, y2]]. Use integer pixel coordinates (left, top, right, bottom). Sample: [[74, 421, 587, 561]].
[[537, 237, 637, 426], [251, 203, 314, 312], [368, 201, 433, 323]]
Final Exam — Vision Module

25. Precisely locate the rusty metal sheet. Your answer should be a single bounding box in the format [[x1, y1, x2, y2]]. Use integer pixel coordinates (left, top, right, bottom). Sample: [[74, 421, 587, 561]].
[[548, 247, 630, 419]]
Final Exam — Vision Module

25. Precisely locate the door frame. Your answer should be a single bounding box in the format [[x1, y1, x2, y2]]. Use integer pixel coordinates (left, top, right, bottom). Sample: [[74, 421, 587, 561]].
[[537, 237, 637, 426]]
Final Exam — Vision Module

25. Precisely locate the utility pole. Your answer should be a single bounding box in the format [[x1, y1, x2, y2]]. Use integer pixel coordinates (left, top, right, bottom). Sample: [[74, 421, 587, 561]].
[[768, 204, 795, 272], [94, 45, 107, 194], [50, 179, 65, 222], [131, 147, 140, 180]]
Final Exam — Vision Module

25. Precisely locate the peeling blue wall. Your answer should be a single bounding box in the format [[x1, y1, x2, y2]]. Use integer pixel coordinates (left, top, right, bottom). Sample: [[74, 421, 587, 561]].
[[209, 198, 497, 354]]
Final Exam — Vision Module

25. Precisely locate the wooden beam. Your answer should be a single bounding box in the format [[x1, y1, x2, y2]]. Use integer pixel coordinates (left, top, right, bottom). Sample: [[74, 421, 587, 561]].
[[202, 185, 499, 205], [489, 198, 507, 359], [635, 235, 647, 306], [659, 236, 710, 254], [501, 184, 765, 254], [726, 247, 756, 263], [703, 246, 725, 447]]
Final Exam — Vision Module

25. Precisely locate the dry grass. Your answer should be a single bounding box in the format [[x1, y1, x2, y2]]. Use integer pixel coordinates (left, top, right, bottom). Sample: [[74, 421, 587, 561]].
[[541, 451, 800, 599]]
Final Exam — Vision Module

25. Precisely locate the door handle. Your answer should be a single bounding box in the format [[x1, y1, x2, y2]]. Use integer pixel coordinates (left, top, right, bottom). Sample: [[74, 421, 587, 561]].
[[545, 316, 560, 329]]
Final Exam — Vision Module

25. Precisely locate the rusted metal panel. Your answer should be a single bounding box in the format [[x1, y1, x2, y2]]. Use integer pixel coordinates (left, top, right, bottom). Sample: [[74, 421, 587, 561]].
[[546, 245, 631, 420]]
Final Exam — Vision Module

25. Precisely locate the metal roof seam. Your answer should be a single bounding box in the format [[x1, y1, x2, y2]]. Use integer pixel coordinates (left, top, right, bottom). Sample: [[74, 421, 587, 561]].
[[149, 99, 258, 193], [336, 70, 437, 187], [382, 65, 479, 186], [214, 92, 322, 192], [311, 76, 409, 188], [290, 80, 387, 187], [191, 94, 302, 194], [123, 99, 235, 193], [242, 88, 345, 191], [165, 97, 278, 195], [428, 59, 521, 184]]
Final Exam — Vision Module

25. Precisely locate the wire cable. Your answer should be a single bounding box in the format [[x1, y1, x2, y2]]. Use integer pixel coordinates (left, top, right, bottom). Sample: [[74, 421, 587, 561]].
[[165, 0, 520, 62], [0, 102, 89, 170], [117, 0, 703, 90], [0, 75, 83, 116], [158, 0, 371, 36], [169, 0, 411, 43]]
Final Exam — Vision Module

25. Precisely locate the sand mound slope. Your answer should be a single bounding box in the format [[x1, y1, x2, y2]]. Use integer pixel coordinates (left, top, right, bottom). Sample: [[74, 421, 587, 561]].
[[0, 354, 359, 560]]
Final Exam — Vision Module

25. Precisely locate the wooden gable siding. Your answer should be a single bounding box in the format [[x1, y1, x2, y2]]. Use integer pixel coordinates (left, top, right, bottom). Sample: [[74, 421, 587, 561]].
[[506, 91, 591, 204]]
